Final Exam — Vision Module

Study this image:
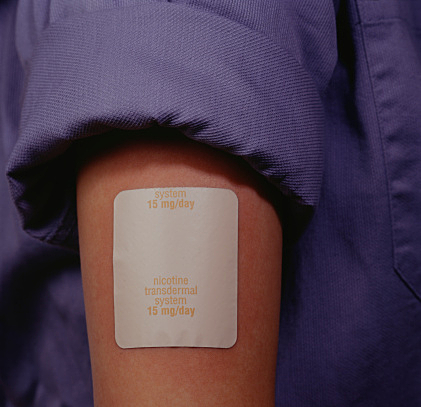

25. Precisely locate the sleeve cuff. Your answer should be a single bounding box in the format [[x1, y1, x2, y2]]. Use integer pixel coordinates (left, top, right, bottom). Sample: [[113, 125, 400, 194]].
[[7, 2, 324, 248]]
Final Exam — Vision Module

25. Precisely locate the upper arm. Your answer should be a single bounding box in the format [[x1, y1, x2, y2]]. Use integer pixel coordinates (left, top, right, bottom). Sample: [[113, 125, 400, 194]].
[[76, 128, 282, 406]]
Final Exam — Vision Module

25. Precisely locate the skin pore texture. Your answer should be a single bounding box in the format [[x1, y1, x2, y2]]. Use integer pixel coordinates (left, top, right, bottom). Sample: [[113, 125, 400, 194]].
[[76, 129, 283, 406]]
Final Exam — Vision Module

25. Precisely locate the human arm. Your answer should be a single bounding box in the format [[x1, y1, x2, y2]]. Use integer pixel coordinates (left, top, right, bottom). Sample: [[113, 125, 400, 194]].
[[76, 129, 283, 406]]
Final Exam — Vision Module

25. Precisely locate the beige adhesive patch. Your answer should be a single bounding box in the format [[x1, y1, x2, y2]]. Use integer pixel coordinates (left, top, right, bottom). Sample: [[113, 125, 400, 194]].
[[113, 187, 238, 349]]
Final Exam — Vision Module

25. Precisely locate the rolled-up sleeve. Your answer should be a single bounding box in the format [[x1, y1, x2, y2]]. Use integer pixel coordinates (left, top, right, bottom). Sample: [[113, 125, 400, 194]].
[[7, 1, 337, 248]]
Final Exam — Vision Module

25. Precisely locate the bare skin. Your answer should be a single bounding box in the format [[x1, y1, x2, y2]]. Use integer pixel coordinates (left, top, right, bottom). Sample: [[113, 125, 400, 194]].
[[77, 129, 283, 406]]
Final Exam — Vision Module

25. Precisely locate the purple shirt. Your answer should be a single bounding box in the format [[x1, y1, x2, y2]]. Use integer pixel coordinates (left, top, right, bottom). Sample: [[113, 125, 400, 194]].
[[1, 0, 420, 405]]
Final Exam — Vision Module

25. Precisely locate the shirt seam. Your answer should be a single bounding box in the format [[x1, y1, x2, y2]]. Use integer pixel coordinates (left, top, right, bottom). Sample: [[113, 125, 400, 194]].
[[355, 1, 421, 303]]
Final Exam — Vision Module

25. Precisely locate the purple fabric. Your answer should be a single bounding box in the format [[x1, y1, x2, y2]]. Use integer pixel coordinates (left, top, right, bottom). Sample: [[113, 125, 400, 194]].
[[7, 2, 334, 248], [1, 0, 421, 405]]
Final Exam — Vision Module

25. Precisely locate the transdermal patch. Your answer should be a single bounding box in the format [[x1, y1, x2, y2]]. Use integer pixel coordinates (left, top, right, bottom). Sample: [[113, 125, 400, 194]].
[[113, 187, 238, 349]]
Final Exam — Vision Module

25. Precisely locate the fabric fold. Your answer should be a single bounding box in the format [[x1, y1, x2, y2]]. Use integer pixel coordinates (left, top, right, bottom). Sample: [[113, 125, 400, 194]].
[[7, 2, 325, 248]]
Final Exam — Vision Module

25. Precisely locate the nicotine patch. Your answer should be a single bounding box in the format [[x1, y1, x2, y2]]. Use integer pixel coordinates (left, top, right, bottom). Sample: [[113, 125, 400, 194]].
[[113, 187, 238, 348]]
